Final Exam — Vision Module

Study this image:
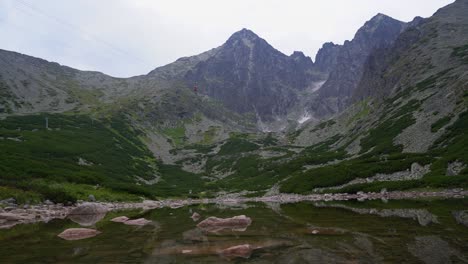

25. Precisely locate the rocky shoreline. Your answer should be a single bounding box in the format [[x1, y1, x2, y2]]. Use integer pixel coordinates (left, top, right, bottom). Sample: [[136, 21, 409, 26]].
[[0, 188, 466, 229]]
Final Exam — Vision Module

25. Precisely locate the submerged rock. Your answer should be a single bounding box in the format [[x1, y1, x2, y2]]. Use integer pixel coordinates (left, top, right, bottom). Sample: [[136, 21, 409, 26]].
[[220, 244, 253, 259], [197, 215, 252, 232], [123, 218, 151, 226], [182, 228, 208, 242], [57, 228, 101, 240], [111, 216, 129, 223]]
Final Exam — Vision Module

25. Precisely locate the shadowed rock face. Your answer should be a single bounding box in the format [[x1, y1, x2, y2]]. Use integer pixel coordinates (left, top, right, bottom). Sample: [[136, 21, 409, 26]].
[[312, 13, 407, 116], [179, 29, 322, 120], [314, 42, 342, 74], [57, 228, 101, 241]]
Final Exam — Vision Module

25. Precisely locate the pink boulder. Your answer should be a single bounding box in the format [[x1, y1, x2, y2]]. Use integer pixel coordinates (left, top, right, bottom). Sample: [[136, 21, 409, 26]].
[[57, 228, 101, 240], [123, 218, 151, 226]]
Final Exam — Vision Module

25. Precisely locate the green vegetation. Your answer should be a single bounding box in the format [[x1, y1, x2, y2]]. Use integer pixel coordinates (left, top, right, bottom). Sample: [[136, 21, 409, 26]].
[[200, 126, 219, 145], [347, 100, 370, 125], [310, 119, 336, 132], [430, 115, 452, 132], [284, 110, 468, 194], [217, 137, 259, 155], [163, 125, 186, 146], [360, 101, 418, 154], [0, 114, 159, 203], [280, 153, 432, 194], [150, 164, 210, 198]]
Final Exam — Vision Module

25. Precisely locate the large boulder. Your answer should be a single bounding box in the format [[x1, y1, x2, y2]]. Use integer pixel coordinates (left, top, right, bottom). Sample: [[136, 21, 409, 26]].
[[69, 203, 108, 216], [57, 228, 101, 240], [197, 215, 252, 231]]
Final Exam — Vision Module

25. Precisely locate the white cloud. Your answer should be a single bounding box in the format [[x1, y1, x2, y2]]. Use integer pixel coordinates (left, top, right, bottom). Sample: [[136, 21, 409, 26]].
[[0, 0, 454, 77]]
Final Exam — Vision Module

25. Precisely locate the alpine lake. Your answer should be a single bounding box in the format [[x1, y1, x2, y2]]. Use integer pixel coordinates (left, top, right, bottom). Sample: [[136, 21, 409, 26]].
[[0, 198, 467, 263]]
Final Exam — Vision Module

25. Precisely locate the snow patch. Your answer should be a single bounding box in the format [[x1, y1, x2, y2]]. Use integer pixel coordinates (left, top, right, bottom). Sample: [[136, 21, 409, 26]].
[[298, 112, 311, 124]]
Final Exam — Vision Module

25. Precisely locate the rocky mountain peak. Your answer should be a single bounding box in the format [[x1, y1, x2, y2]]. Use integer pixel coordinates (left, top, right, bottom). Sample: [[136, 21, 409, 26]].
[[357, 13, 405, 38], [314, 42, 341, 74], [225, 28, 264, 48], [290, 51, 312, 63]]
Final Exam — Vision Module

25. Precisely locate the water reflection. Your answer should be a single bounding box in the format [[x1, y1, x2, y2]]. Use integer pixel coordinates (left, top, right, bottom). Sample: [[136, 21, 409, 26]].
[[0, 199, 467, 263], [68, 213, 106, 227]]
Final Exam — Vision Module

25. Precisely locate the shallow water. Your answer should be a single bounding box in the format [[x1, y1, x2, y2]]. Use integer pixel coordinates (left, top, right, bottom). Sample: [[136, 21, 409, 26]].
[[0, 198, 467, 263]]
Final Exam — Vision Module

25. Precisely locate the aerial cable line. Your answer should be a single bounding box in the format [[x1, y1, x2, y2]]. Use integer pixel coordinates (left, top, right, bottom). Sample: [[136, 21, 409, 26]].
[[14, 0, 153, 66]]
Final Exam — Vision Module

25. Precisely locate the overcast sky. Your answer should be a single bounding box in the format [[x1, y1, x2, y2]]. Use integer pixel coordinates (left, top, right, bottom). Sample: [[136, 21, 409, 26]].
[[0, 0, 454, 77]]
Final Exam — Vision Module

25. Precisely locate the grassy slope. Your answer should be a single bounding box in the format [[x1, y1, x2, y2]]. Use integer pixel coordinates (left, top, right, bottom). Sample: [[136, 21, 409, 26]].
[[0, 114, 162, 203]]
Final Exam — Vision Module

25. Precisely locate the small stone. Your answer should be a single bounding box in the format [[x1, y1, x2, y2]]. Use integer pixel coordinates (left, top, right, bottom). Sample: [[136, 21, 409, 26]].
[[88, 195, 96, 202]]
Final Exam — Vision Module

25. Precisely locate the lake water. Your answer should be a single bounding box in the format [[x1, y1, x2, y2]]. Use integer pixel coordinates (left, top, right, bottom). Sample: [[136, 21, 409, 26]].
[[0, 198, 467, 263]]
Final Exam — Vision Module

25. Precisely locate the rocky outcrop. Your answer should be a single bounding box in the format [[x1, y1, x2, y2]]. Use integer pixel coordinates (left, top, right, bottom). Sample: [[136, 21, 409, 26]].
[[57, 228, 101, 240], [447, 161, 466, 176], [314, 42, 342, 74]]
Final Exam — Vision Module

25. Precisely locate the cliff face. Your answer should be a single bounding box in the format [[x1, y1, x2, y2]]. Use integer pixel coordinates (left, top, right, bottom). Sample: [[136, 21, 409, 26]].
[[310, 14, 407, 117]]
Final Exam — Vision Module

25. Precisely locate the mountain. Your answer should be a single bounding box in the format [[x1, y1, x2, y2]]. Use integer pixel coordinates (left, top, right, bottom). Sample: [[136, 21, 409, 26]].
[[151, 28, 324, 121], [0, 0, 467, 203]]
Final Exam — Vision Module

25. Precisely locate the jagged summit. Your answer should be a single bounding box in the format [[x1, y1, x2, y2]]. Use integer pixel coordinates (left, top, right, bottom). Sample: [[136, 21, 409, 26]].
[[228, 28, 260, 41]]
